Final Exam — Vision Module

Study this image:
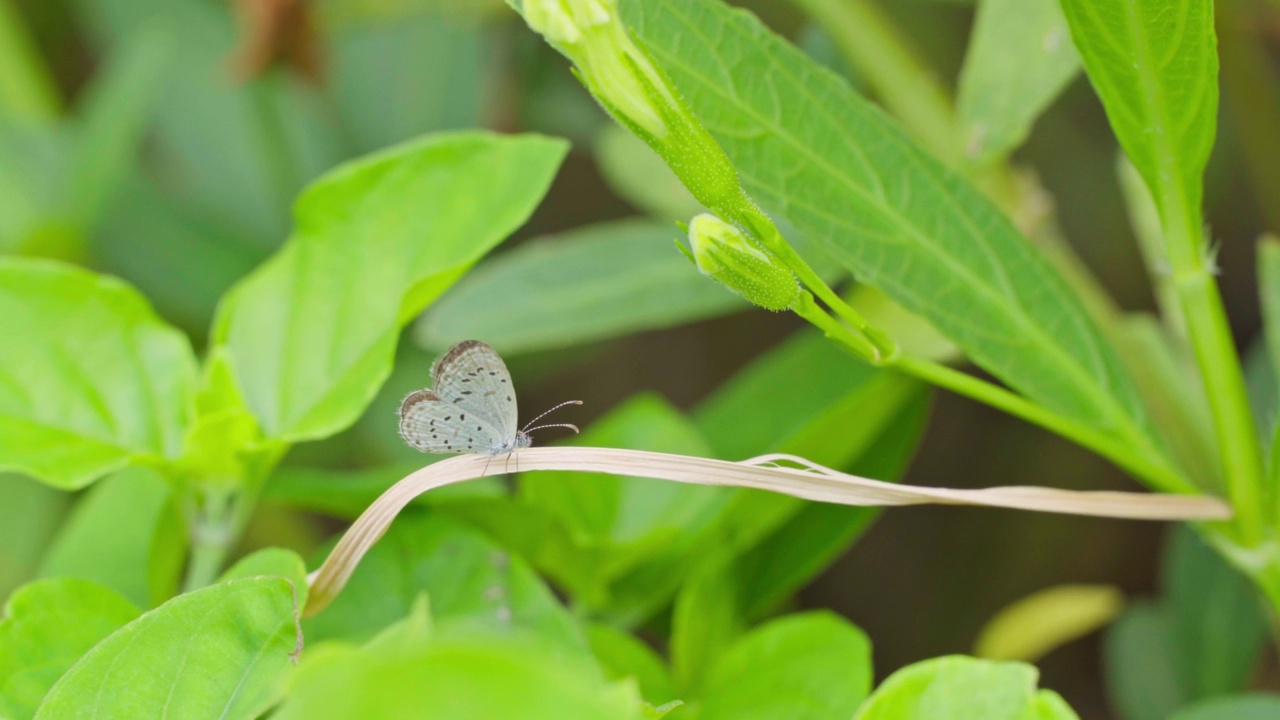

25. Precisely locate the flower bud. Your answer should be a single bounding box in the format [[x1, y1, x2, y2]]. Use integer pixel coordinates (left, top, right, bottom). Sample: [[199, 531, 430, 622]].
[[521, 0, 676, 139], [688, 214, 801, 311]]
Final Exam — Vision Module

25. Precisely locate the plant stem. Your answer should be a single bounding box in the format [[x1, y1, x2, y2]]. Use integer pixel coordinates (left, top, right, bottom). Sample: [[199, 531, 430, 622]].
[[182, 488, 234, 592]]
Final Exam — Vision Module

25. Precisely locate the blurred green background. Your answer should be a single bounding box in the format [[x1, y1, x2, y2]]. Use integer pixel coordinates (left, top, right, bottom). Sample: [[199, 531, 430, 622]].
[[3, 0, 1279, 716]]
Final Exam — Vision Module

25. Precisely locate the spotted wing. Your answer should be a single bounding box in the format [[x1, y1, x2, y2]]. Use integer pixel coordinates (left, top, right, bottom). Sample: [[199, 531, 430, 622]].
[[430, 340, 519, 441], [398, 390, 505, 455]]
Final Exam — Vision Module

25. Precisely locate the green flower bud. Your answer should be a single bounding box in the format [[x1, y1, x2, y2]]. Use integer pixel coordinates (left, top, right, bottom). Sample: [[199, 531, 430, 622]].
[[688, 214, 801, 311], [522, 0, 677, 139]]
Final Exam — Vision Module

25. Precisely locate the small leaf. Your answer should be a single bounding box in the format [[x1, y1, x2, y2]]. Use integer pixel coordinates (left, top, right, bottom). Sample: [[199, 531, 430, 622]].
[[211, 131, 567, 442], [854, 656, 1053, 720], [38, 467, 186, 608], [956, 0, 1080, 163], [974, 584, 1123, 662], [419, 220, 746, 354], [0, 259, 198, 489], [35, 577, 300, 720], [0, 578, 140, 720], [671, 554, 742, 694], [698, 612, 871, 720]]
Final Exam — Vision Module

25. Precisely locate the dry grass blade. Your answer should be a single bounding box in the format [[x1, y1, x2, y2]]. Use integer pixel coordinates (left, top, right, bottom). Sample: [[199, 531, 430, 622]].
[[304, 447, 1231, 616]]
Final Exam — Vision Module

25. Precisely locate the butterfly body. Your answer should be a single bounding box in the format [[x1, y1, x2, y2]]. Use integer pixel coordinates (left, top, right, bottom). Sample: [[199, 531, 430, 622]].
[[398, 340, 577, 456]]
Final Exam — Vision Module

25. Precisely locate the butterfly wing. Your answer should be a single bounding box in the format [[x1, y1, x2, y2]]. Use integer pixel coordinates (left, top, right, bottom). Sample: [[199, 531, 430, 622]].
[[430, 340, 519, 442], [398, 389, 505, 455]]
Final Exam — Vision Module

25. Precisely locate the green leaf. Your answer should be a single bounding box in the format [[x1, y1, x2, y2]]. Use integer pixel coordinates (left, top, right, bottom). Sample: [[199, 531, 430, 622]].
[[0, 0, 60, 124], [1164, 525, 1267, 700], [854, 656, 1055, 720], [671, 554, 741, 694], [697, 612, 871, 720], [0, 475, 67, 599], [586, 622, 678, 707], [956, 0, 1080, 164], [622, 0, 1153, 452], [1104, 603, 1184, 720], [219, 547, 309, 608], [273, 634, 642, 720], [0, 578, 140, 720], [1171, 695, 1280, 720], [264, 461, 505, 519], [304, 511, 588, 658], [1032, 691, 1082, 720], [418, 220, 745, 354], [974, 584, 1124, 662], [329, 12, 485, 153], [35, 576, 300, 720], [211, 131, 567, 442], [1058, 0, 1216, 225], [1259, 237, 1280, 469], [38, 467, 185, 608], [0, 258, 198, 489]]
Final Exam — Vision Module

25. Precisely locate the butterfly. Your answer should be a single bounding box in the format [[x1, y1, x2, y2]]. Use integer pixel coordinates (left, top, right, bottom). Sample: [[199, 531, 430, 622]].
[[398, 340, 581, 456]]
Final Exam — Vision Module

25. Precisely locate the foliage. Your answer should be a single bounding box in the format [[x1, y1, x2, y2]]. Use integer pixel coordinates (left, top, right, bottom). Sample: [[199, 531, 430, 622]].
[[2, 0, 1278, 716]]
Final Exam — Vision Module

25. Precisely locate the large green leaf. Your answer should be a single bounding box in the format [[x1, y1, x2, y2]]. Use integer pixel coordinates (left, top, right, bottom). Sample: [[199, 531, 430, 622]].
[[210, 131, 567, 442], [1104, 603, 1185, 720], [696, 612, 872, 720], [418, 220, 745, 354], [622, 0, 1153, 447], [38, 467, 185, 608], [0, 258, 198, 489], [1058, 0, 1216, 224], [273, 633, 642, 720], [854, 656, 1072, 720], [956, 0, 1080, 163], [0, 578, 140, 720], [35, 577, 300, 720], [586, 622, 678, 707], [304, 511, 588, 658]]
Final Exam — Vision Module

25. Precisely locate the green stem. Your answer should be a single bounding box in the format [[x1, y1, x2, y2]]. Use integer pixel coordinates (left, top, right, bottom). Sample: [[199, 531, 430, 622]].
[[182, 489, 234, 592]]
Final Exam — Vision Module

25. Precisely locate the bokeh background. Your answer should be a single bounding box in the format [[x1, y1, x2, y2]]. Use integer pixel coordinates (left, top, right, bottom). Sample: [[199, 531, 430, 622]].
[[4, 0, 1279, 716]]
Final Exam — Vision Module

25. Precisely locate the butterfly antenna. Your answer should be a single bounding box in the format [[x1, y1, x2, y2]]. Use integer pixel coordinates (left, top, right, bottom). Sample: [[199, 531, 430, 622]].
[[524, 422, 580, 435], [521, 400, 583, 432]]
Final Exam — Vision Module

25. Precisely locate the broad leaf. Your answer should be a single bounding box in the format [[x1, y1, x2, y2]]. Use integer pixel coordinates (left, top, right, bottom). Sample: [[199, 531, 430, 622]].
[[0, 258, 198, 489], [1058, 0, 1216, 225], [304, 511, 588, 659], [956, 0, 1080, 164], [418, 220, 745, 354], [210, 131, 567, 442], [671, 554, 741, 695], [38, 467, 185, 608], [273, 634, 642, 720], [854, 656, 1066, 720], [0, 578, 140, 720], [219, 548, 310, 608], [697, 612, 872, 720], [622, 0, 1154, 454], [35, 577, 300, 720]]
